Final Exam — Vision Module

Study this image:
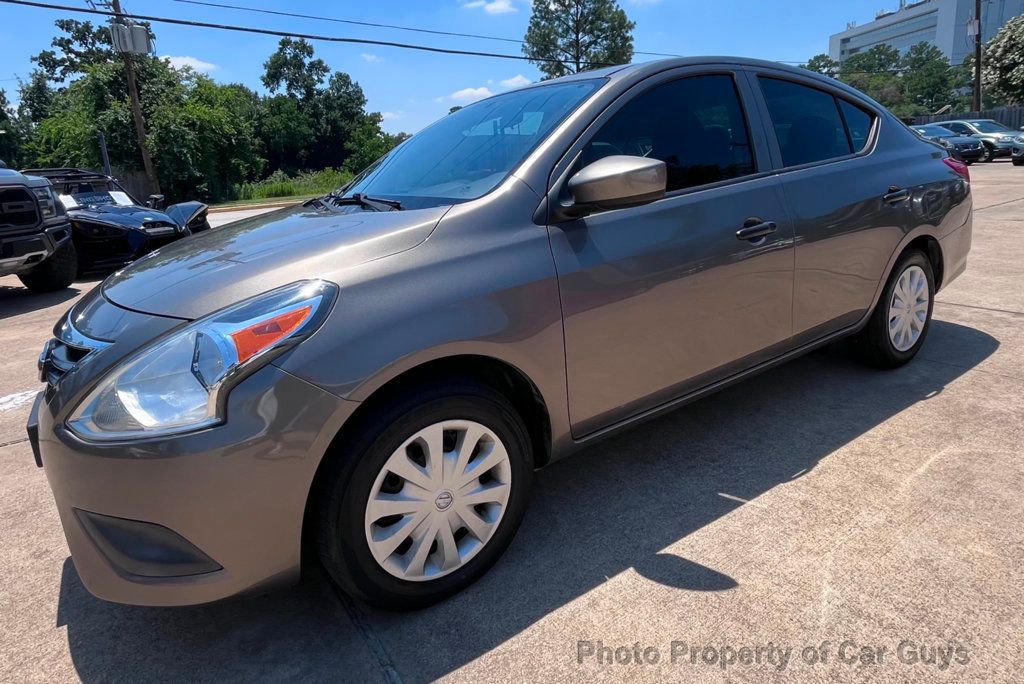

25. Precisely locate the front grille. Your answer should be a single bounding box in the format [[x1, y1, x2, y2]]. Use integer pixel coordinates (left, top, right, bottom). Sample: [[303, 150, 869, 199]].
[[0, 187, 39, 234]]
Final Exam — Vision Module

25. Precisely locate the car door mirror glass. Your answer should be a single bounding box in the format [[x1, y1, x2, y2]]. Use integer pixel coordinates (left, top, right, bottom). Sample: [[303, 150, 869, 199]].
[[147, 194, 166, 209], [563, 155, 666, 218]]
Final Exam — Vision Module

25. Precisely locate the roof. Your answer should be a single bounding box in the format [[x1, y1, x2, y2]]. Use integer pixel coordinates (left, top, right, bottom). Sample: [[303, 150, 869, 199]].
[[21, 168, 114, 183]]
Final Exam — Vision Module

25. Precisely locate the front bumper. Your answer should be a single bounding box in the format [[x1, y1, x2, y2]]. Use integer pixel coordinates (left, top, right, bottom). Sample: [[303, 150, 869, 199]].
[[72, 220, 189, 272], [952, 147, 983, 162], [31, 364, 357, 606], [0, 221, 72, 277]]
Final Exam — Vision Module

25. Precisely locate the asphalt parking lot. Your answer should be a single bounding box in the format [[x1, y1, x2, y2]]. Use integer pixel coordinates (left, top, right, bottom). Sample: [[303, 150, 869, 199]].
[[1, 164, 1022, 683]]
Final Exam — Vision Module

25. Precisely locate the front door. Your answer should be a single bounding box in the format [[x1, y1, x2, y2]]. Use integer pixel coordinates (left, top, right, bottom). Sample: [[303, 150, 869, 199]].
[[547, 72, 795, 437]]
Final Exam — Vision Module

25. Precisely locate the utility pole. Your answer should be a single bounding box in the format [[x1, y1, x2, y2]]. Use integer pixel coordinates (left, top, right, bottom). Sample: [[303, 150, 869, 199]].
[[110, 0, 160, 192], [972, 0, 982, 112]]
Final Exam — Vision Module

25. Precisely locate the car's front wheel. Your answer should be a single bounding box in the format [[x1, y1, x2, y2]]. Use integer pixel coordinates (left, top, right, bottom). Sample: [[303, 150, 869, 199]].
[[1013, 157, 1024, 167], [979, 143, 994, 162], [314, 381, 533, 610], [854, 249, 935, 368], [18, 240, 78, 293]]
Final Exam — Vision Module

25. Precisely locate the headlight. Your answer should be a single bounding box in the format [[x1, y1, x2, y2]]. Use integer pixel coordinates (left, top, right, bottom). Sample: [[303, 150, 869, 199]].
[[32, 187, 57, 219], [67, 280, 337, 441], [939, 139, 954, 148]]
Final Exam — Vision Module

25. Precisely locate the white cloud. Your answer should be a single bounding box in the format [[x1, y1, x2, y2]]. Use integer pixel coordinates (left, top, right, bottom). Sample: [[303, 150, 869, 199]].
[[463, 0, 517, 14], [449, 86, 495, 102], [499, 74, 531, 89], [361, 53, 380, 62], [381, 111, 403, 121], [162, 55, 218, 72]]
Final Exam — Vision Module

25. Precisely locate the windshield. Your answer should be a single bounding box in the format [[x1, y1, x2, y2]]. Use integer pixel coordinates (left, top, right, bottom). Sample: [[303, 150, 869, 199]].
[[971, 120, 1012, 133], [916, 125, 956, 137], [342, 79, 603, 208], [58, 189, 135, 209]]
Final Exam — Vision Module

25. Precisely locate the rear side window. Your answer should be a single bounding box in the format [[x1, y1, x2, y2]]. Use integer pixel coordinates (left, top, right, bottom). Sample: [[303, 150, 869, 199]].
[[838, 99, 872, 152], [580, 74, 755, 192], [758, 77, 871, 167]]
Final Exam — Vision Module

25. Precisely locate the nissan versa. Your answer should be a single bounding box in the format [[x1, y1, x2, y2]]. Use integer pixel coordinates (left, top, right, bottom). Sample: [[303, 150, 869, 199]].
[[29, 58, 972, 609]]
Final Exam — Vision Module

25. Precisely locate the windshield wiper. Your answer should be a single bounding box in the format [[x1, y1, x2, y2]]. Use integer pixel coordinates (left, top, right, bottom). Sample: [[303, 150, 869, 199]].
[[327, 192, 403, 211]]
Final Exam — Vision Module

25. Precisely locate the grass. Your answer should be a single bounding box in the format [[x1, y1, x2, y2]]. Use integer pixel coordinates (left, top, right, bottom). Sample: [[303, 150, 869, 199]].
[[224, 168, 353, 204], [209, 194, 318, 209]]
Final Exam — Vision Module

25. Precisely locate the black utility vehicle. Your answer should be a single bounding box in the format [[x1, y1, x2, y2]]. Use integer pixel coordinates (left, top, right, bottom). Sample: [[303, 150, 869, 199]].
[[25, 168, 210, 274], [0, 167, 76, 292]]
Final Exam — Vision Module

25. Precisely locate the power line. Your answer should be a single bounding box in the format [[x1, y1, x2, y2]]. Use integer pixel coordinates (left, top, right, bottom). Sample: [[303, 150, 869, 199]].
[[0, 0, 611, 66], [170, 0, 686, 59]]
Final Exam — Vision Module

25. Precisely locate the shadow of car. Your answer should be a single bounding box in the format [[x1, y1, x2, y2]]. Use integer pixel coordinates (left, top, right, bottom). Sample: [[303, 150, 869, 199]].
[[55, 318, 997, 681]]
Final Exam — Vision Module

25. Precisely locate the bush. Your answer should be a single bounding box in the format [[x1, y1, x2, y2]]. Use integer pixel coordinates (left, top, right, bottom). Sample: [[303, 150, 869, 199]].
[[231, 167, 351, 201]]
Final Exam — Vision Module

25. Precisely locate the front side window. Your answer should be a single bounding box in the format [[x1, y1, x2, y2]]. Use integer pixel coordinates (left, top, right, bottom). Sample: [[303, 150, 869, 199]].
[[945, 122, 972, 135], [342, 80, 602, 208], [758, 77, 854, 166], [578, 74, 755, 192]]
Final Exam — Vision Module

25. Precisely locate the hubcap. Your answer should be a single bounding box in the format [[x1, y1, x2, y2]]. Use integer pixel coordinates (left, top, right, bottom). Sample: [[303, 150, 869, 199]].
[[364, 420, 512, 581], [888, 264, 929, 352]]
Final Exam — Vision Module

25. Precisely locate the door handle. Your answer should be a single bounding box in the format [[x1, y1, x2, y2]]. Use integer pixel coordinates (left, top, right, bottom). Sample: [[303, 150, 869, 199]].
[[736, 219, 777, 241], [883, 186, 911, 203]]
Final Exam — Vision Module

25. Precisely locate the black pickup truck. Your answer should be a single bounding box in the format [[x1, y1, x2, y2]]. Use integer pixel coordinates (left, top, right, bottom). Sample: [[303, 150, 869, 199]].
[[0, 167, 76, 292]]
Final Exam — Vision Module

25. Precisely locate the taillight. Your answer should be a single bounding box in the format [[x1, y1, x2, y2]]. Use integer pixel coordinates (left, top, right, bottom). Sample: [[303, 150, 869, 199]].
[[943, 156, 970, 181]]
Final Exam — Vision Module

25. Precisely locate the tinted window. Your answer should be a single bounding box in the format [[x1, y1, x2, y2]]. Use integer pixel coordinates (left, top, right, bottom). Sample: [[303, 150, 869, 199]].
[[758, 77, 852, 166], [839, 99, 873, 151], [916, 124, 956, 137], [945, 122, 972, 135], [579, 74, 755, 192], [342, 79, 601, 208]]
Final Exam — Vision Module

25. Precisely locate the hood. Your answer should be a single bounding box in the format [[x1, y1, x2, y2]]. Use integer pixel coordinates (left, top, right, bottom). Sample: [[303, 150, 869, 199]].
[[71, 203, 175, 227], [102, 203, 449, 319], [934, 135, 981, 145]]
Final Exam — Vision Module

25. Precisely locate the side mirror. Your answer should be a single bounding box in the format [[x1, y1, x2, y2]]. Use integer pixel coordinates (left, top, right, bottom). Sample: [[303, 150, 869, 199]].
[[562, 155, 666, 219], [146, 194, 165, 209]]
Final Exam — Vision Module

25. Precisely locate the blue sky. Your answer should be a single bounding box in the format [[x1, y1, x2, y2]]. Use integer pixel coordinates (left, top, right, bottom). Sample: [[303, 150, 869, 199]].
[[2, 0, 893, 134]]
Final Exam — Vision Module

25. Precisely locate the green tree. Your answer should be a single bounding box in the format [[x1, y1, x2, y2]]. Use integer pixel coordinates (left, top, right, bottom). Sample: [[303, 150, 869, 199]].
[[900, 42, 954, 113], [523, 0, 635, 79], [982, 15, 1024, 104], [17, 70, 54, 124], [0, 90, 23, 166], [802, 53, 840, 78], [262, 38, 330, 100], [840, 44, 904, 110], [32, 19, 115, 81]]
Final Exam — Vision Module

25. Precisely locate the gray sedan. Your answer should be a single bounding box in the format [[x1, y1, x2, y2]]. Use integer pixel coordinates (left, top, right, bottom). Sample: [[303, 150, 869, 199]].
[[29, 57, 972, 609]]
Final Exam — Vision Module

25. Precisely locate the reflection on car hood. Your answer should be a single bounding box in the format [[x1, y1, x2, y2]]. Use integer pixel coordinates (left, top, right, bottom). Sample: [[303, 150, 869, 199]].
[[102, 203, 449, 319]]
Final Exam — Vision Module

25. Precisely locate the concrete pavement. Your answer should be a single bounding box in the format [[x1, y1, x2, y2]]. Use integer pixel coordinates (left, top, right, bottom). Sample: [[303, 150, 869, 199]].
[[1, 164, 1022, 682]]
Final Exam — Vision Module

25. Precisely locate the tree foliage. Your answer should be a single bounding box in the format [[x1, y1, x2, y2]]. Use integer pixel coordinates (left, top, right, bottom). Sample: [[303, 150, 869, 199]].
[[15, 27, 407, 203], [982, 15, 1024, 104], [802, 43, 973, 117], [32, 19, 116, 81], [802, 54, 839, 79], [523, 0, 635, 79]]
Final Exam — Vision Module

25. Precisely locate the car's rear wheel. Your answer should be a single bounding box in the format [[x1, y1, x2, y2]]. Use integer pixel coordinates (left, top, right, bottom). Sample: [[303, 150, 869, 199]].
[[1013, 157, 1024, 167], [314, 381, 533, 610], [18, 240, 78, 293], [853, 249, 935, 368]]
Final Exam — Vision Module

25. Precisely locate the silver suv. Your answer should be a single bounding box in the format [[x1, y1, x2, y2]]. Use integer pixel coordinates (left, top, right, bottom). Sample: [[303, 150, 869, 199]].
[[29, 57, 972, 609]]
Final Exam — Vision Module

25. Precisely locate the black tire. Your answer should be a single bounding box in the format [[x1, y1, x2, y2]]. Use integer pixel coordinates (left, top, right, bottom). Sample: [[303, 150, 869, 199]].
[[313, 380, 534, 610], [979, 143, 993, 162], [965, 160, 974, 166], [1013, 157, 1024, 167], [852, 249, 935, 369], [17, 240, 78, 293]]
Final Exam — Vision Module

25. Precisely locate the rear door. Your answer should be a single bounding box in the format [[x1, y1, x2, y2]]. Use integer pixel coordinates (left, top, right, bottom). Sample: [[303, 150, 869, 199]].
[[744, 70, 911, 343], [546, 67, 795, 437]]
